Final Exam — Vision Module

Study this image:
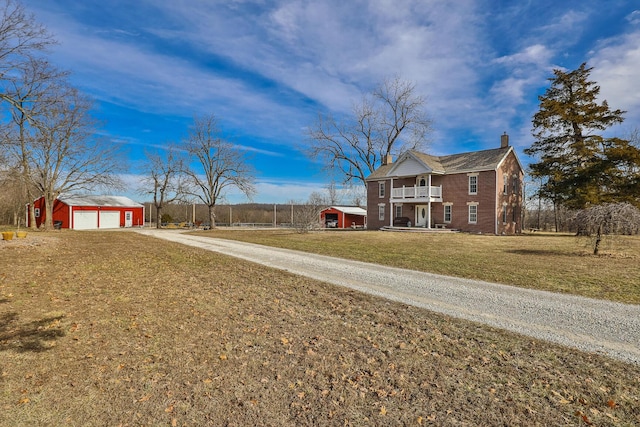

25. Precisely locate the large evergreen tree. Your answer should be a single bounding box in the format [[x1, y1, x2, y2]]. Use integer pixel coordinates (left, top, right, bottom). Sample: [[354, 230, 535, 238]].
[[526, 63, 640, 209]]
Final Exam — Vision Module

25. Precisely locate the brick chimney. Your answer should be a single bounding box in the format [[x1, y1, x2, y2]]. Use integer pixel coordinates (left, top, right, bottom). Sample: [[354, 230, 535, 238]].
[[382, 154, 393, 165], [501, 132, 509, 148]]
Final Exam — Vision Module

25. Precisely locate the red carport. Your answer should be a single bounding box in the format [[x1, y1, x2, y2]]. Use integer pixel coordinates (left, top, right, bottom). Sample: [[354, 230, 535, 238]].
[[319, 206, 367, 229]]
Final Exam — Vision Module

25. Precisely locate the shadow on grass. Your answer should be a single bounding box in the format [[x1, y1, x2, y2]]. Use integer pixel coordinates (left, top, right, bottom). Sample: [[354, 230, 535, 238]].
[[0, 312, 66, 353], [506, 249, 576, 256]]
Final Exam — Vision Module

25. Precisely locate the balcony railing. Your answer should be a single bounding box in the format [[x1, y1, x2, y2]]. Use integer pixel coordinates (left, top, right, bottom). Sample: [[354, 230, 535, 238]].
[[391, 185, 442, 201]]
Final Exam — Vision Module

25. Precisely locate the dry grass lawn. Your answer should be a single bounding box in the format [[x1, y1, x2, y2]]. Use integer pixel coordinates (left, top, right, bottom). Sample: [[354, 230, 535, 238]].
[[1, 230, 639, 426], [194, 229, 640, 305]]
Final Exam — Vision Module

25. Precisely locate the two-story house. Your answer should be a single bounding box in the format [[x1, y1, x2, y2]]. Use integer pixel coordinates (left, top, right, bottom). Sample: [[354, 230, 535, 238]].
[[366, 133, 524, 234]]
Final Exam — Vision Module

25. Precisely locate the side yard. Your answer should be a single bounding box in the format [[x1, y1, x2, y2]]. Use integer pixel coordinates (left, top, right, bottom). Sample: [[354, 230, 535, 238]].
[[0, 231, 639, 425]]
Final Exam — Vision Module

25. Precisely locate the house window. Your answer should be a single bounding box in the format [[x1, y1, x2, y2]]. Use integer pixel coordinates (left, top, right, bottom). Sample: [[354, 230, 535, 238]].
[[378, 181, 385, 198], [502, 204, 507, 223], [468, 175, 478, 195], [512, 175, 519, 194], [512, 204, 517, 222], [378, 204, 385, 221], [395, 205, 402, 218], [468, 204, 478, 224], [34, 208, 41, 218], [503, 174, 508, 195], [444, 205, 452, 223]]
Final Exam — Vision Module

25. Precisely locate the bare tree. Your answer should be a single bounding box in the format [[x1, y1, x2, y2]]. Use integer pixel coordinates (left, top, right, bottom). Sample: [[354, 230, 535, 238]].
[[344, 183, 367, 208], [573, 203, 640, 255], [0, 0, 54, 118], [324, 181, 341, 205], [293, 191, 327, 233], [182, 114, 255, 228], [139, 145, 185, 228], [308, 76, 431, 187], [4, 59, 67, 228], [27, 85, 124, 229]]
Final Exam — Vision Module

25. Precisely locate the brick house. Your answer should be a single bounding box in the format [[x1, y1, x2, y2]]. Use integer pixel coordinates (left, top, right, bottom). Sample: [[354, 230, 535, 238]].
[[365, 134, 524, 234]]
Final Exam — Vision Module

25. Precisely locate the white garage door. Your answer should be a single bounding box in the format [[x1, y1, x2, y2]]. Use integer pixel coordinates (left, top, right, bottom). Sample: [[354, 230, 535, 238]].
[[99, 211, 121, 229], [73, 211, 98, 230]]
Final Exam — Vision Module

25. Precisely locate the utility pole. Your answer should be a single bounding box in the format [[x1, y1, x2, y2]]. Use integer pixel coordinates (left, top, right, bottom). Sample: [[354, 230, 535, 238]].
[[273, 204, 277, 227]]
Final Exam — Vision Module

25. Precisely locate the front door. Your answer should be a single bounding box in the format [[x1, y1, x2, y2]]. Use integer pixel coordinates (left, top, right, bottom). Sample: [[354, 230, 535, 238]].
[[416, 205, 428, 227], [125, 211, 133, 227]]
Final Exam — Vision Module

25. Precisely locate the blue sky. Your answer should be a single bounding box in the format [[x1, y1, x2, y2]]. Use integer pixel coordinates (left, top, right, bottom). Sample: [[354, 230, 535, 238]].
[[21, 0, 640, 204]]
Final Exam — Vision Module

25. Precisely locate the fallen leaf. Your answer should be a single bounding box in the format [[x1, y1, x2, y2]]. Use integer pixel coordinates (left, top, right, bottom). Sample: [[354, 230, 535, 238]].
[[607, 399, 617, 408], [380, 406, 387, 416]]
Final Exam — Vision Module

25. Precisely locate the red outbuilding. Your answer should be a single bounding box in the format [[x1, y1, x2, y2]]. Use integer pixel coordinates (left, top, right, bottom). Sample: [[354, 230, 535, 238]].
[[28, 195, 145, 230], [320, 206, 367, 229]]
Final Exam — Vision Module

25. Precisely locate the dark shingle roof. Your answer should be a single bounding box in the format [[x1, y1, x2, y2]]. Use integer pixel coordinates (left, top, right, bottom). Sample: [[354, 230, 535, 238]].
[[438, 147, 511, 173], [366, 147, 513, 180]]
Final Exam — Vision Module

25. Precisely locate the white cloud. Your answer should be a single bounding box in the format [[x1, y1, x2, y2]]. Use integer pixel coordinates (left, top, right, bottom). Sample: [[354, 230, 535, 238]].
[[590, 30, 640, 128], [494, 44, 553, 67], [626, 10, 640, 25]]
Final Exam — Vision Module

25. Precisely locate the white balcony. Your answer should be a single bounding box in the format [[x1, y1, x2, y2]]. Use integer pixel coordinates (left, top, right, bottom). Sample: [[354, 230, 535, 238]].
[[391, 185, 442, 202]]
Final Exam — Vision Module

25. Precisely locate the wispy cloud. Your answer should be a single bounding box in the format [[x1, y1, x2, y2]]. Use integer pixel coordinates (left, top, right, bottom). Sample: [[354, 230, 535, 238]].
[[21, 0, 640, 202], [590, 29, 640, 129]]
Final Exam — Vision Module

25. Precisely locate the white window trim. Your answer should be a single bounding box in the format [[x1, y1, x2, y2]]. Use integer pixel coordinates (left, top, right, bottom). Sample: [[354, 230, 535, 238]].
[[395, 204, 403, 218], [378, 181, 385, 198], [502, 202, 508, 224], [503, 174, 508, 195], [467, 173, 478, 195], [467, 202, 478, 224], [443, 203, 452, 223], [378, 203, 385, 221]]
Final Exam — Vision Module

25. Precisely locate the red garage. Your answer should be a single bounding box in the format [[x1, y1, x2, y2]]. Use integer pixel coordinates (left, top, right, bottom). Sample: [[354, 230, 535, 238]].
[[320, 206, 367, 229], [29, 195, 145, 230]]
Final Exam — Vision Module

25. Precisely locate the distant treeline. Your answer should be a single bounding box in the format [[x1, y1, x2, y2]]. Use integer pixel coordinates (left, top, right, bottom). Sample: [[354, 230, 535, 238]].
[[146, 202, 326, 226]]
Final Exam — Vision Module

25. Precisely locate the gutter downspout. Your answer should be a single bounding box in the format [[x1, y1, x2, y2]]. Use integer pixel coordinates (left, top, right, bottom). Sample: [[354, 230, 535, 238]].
[[427, 174, 432, 229], [495, 171, 499, 235], [389, 178, 394, 227]]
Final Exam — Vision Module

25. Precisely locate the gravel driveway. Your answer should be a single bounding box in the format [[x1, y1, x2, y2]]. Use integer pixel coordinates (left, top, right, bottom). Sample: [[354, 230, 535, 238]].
[[135, 229, 640, 365]]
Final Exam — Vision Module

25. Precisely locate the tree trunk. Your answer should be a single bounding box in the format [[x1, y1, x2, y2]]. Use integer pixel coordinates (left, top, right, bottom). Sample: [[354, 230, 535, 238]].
[[209, 206, 216, 229], [43, 196, 54, 230], [593, 224, 602, 255], [537, 194, 541, 230], [28, 202, 37, 230], [156, 205, 163, 229]]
